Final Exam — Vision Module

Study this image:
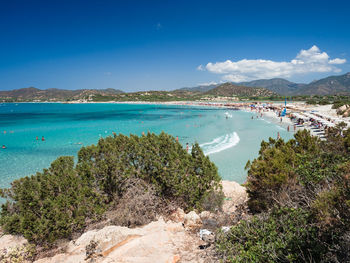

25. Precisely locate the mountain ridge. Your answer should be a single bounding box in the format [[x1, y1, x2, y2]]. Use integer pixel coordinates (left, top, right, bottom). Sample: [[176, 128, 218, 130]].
[[0, 87, 124, 101], [180, 72, 350, 96]]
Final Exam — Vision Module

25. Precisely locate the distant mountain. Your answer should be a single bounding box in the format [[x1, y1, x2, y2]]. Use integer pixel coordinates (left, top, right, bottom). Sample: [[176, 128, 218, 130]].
[[236, 78, 306, 96], [0, 88, 124, 101], [176, 84, 218, 93], [295, 72, 350, 95], [203, 83, 276, 97]]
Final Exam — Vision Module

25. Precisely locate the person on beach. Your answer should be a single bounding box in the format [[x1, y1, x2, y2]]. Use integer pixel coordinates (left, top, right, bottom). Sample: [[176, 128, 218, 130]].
[[294, 124, 296, 131], [277, 132, 280, 140], [280, 117, 282, 122], [186, 143, 189, 152]]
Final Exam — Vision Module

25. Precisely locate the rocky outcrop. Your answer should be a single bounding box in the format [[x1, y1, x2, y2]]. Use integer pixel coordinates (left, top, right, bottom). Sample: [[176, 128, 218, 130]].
[[184, 211, 202, 231], [221, 180, 248, 214], [0, 234, 28, 251], [34, 216, 208, 263]]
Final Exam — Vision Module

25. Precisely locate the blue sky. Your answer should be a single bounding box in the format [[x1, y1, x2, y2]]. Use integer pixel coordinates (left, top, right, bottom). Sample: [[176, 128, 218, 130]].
[[0, 0, 349, 91]]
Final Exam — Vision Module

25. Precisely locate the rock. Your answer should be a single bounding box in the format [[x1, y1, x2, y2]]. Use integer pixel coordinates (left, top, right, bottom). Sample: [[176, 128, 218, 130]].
[[199, 211, 215, 220], [184, 211, 202, 230], [35, 218, 206, 263], [0, 234, 28, 251], [169, 208, 185, 223], [221, 180, 248, 214], [339, 105, 348, 112], [199, 229, 214, 243]]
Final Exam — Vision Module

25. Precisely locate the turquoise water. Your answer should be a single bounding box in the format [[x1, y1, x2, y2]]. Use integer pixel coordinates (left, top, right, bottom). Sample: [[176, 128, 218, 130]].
[[0, 103, 293, 188]]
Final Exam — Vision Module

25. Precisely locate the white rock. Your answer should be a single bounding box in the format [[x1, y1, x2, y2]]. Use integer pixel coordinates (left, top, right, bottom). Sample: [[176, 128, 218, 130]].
[[0, 234, 27, 251], [221, 180, 248, 214], [168, 208, 185, 223], [35, 218, 205, 263], [184, 211, 202, 230]]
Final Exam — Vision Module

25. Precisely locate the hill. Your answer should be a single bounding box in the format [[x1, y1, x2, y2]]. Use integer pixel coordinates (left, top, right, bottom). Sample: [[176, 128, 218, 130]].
[[236, 78, 306, 96], [236, 73, 350, 96], [0, 88, 124, 101], [203, 83, 276, 97], [176, 84, 218, 93], [296, 72, 350, 95]]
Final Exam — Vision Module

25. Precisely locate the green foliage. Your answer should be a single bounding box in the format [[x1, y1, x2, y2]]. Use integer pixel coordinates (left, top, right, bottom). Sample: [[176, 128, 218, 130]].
[[216, 208, 321, 263], [0, 157, 104, 245], [245, 130, 320, 212], [225, 126, 350, 262], [0, 132, 221, 245], [77, 132, 221, 210]]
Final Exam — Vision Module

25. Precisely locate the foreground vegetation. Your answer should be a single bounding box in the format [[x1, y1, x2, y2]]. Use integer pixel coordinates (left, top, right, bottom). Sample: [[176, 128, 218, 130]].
[[216, 126, 350, 262], [0, 132, 221, 245]]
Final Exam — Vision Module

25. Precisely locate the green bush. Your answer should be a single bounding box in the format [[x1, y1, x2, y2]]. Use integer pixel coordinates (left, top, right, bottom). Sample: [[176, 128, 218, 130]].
[[0, 132, 222, 244], [216, 207, 322, 263], [76, 132, 221, 210], [0, 157, 105, 244], [244, 130, 320, 212], [227, 127, 350, 262]]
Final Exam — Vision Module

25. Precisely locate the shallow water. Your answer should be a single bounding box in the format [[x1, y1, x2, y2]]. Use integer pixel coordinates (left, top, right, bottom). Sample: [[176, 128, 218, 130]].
[[0, 103, 293, 187]]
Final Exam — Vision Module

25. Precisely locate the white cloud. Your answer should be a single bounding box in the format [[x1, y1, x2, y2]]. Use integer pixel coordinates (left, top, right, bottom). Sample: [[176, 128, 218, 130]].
[[201, 45, 346, 82], [197, 64, 205, 71], [329, 58, 347, 64], [197, 81, 219, 86]]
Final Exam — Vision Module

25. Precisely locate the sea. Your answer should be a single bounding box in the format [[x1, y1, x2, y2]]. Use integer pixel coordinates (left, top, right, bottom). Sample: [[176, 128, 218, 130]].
[[0, 103, 293, 189]]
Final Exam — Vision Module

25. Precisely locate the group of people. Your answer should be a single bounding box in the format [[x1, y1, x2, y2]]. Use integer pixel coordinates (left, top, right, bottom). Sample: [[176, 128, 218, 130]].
[[2, 136, 46, 150]]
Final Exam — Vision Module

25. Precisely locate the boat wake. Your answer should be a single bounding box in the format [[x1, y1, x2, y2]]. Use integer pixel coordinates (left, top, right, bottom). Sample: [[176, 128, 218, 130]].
[[200, 132, 240, 155]]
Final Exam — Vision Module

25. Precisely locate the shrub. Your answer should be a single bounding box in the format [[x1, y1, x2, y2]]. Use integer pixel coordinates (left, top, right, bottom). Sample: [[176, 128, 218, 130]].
[[110, 177, 162, 227], [0, 132, 222, 244], [216, 207, 322, 263], [76, 132, 222, 211], [230, 126, 350, 262], [0, 157, 105, 245]]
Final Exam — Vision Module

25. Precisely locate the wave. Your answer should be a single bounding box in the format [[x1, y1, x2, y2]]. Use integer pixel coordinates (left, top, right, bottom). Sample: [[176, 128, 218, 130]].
[[225, 112, 233, 118], [200, 132, 240, 155]]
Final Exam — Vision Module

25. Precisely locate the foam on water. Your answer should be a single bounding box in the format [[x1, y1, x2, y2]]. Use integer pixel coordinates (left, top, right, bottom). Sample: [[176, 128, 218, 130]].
[[200, 132, 240, 155]]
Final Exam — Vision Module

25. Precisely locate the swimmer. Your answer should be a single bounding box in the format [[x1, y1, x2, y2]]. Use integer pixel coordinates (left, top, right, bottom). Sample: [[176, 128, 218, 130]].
[[277, 132, 280, 140], [2, 145, 6, 149], [186, 143, 189, 152], [41, 136, 45, 141], [176, 136, 179, 142], [142, 131, 145, 136], [287, 126, 290, 132], [36, 136, 39, 140], [251, 116, 253, 120]]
